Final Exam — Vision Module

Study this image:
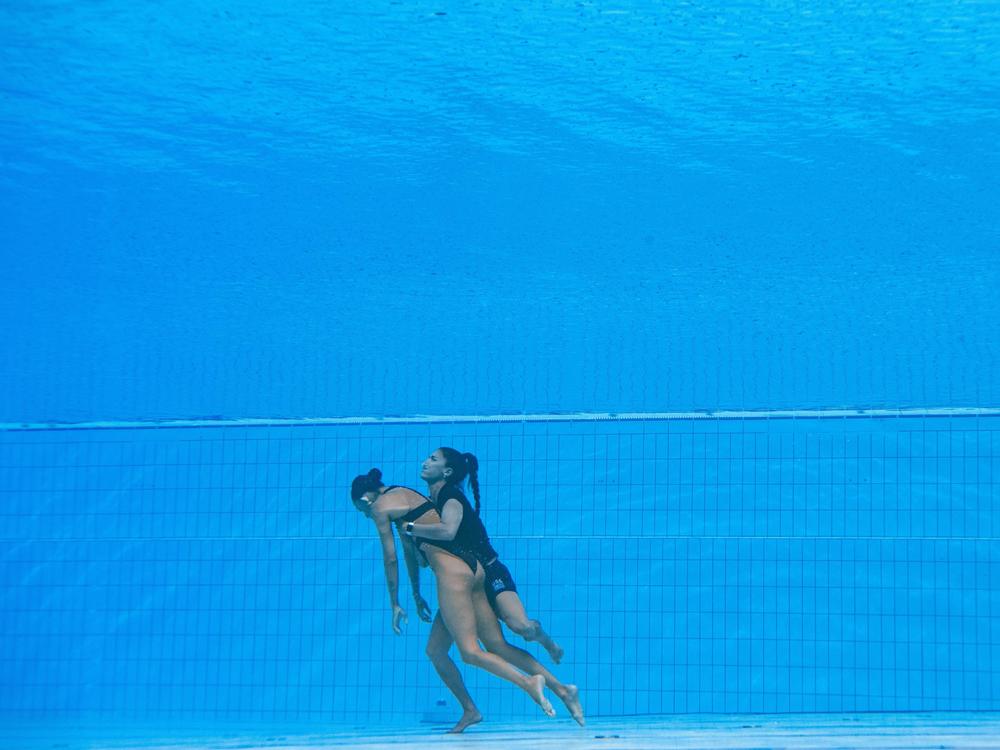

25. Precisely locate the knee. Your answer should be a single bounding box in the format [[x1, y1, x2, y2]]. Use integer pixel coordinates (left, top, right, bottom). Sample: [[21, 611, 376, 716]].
[[457, 645, 487, 667], [508, 618, 541, 640], [480, 635, 508, 655], [425, 640, 449, 662]]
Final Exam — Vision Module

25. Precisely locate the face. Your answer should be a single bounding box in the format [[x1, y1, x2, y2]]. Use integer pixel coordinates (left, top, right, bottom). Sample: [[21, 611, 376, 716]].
[[420, 449, 452, 483]]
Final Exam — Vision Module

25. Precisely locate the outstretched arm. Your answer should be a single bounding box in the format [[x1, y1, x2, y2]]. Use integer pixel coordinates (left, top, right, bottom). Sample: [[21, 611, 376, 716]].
[[400, 533, 432, 622], [373, 510, 408, 634]]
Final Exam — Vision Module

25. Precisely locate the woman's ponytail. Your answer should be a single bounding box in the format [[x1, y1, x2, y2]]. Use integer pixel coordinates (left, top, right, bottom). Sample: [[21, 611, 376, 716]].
[[438, 447, 482, 515], [463, 452, 481, 515]]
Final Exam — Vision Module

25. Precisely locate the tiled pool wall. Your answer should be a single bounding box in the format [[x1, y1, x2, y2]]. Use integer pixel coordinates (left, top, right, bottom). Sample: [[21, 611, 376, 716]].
[[1, 416, 997, 721]]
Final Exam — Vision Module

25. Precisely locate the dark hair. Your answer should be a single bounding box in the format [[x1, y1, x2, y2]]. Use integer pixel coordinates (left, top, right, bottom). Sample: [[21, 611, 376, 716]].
[[438, 447, 480, 515], [351, 468, 383, 503]]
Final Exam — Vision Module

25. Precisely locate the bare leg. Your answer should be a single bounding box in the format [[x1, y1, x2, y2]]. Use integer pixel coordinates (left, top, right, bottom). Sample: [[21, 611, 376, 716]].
[[430, 552, 555, 718], [494, 590, 565, 664], [425, 612, 482, 733], [477, 599, 585, 726]]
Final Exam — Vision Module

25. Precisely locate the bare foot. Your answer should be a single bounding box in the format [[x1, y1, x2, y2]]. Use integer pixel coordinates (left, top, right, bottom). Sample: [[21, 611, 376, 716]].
[[447, 709, 483, 734], [545, 640, 565, 664], [527, 674, 556, 717], [560, 684, 585, 727]]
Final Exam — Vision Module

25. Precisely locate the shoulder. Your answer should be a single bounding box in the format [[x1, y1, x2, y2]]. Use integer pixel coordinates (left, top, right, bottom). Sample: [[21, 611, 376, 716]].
[[437, 487, 469, 518], [370, 503, 392, 524], [371, 494, 405, 522], [387, 486, 430, 502], [438, 485, 467, 503]]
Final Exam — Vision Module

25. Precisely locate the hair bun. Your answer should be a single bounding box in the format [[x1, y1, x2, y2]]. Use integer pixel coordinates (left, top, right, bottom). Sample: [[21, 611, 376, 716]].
[[367, 468, 382, 482]]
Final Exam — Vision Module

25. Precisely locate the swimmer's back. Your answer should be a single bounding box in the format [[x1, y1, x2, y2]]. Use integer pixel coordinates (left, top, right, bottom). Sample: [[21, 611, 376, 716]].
[[382, 485, 440, 526]]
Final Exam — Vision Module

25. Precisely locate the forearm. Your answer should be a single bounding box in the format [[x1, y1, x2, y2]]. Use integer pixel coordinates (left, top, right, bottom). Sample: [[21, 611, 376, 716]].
[[408, 520, 457, 541], [401, 538, 423, 594], [383, 558, 401, 607]]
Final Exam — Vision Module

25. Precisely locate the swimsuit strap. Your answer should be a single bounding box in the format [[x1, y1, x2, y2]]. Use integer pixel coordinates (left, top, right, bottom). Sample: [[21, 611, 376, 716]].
[[398, 500, 435, 523], [384, 485, 430, 499]]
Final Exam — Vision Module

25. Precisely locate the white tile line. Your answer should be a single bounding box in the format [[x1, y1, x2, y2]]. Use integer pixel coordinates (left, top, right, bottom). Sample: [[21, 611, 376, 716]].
[[3, 407, 999, 432]]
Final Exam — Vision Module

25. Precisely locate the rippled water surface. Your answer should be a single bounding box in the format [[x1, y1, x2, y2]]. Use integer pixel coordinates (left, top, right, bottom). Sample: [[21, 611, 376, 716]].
[[2, 1, 998, 420]]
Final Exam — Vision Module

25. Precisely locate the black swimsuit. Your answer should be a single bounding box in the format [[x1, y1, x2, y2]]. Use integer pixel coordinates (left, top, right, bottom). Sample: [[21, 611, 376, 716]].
[[382, 486, 434, 524], [386, 486, 479, 572], [425, 486, 519, 609], [416, 485, 486, 573], [482, 558, 517, 610], [452, 494, 518, 609], [398, 500, 435, 523]]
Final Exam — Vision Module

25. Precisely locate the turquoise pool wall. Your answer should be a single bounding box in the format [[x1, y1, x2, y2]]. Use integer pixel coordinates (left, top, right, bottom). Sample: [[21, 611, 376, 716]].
[[1, 415, 997, 721]]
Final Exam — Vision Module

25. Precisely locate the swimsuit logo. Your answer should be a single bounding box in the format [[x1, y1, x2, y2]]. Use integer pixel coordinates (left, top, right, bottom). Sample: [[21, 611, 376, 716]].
[[491, 579, 504, 592]]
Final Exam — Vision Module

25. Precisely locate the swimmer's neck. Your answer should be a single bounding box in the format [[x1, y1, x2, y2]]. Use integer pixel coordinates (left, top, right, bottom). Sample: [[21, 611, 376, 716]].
[[426, 479, 446, 500]]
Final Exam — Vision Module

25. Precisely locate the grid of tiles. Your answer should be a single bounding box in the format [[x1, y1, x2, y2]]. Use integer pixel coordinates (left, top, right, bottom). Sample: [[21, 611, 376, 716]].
[[1, 415, 997, 721]]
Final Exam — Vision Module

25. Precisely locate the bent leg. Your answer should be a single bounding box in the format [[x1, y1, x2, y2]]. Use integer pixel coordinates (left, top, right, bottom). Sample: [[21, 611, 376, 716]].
[[425, 612, 481, 733], [431, 554, 554, 718], [494, 591, 564, 664], [475, 590, 583, 725]]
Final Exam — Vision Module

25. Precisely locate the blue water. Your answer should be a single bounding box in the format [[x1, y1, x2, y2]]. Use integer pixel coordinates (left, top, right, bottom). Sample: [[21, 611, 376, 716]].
[[1, 1, 998, 421], [1, 0, 999, 730], [1, 415, 998, 721]]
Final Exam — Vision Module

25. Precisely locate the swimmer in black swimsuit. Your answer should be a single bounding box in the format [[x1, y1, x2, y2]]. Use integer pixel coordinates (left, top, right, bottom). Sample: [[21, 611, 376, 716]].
[[405, 448, 585, 730], [431, 460, 565, 663], [350, 468, 556, 728]]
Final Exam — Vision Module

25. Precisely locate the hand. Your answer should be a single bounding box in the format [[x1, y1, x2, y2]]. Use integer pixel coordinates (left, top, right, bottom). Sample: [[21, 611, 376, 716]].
[[392, 605, 408, 635], [414, 594, 432, 622]]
